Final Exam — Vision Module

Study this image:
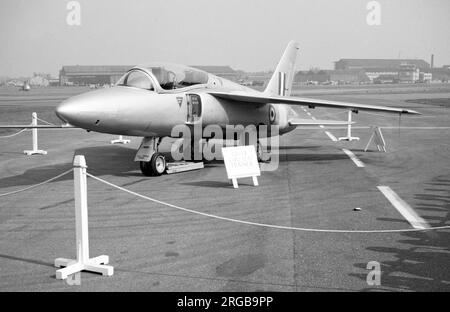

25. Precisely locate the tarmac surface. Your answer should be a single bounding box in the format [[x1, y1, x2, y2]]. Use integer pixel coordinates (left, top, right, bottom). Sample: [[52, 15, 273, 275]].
[[0, 85, 449, 291]]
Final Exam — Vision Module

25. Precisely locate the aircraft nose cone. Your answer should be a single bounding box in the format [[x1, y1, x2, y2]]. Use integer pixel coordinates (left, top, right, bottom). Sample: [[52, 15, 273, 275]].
[[55, 88, 119, 129], [56, 100, 78, 124]]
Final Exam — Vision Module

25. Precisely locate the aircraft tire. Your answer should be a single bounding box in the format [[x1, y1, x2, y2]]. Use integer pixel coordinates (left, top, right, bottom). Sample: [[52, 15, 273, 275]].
[[150, 153, 166, 176], [140, 153, 166, 176], [190, 148, 202, 162], [140, 161, 152, 176], [256, 141, 263, 162], [189, 144, 204, 162]]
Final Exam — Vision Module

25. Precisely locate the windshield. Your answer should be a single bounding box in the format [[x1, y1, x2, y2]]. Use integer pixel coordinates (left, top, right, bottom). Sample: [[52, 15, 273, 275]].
[[142, 63, 209, 90], [117, 70, 154, 90]]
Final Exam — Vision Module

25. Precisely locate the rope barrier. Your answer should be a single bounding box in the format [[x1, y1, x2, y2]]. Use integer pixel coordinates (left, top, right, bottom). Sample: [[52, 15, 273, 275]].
[[35, 116, 55, 126], [0, 169, 72, 197], [0, 128, 27, 138], [363, 111, 400, 118], [1, 163, 448, 234], [85, 172, 450, 234]]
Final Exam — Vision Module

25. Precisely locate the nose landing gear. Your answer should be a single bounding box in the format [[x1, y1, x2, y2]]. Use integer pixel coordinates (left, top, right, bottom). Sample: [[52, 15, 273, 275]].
[[135, 137, 167, 176], [140, 152, 166, 176]]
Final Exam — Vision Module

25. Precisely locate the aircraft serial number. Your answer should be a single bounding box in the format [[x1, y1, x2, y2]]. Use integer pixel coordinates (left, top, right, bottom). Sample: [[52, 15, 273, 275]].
[[221, 296, 273, 307]]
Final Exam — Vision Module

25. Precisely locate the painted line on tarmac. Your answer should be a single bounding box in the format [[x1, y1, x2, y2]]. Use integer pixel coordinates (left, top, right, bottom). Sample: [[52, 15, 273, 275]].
[[377, 186, 430, 229], [342, 148, 365, 167], [86, 173, 449, 234], [325, 131, 338, 142], [381, 127, 450, 130], [301, 108, 337, 141]]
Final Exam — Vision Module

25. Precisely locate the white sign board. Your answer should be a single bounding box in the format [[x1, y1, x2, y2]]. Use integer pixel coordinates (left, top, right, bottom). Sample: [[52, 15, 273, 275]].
[[221, 145, 260, 188]]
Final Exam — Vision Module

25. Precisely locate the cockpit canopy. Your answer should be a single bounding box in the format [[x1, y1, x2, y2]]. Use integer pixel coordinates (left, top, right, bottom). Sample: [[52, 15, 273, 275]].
[[117, 63, 209, 91], [116, 70, 154, 90]]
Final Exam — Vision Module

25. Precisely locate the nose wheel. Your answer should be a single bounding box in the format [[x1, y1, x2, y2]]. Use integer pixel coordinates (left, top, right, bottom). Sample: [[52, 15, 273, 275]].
[[140, 153, 166, 176]]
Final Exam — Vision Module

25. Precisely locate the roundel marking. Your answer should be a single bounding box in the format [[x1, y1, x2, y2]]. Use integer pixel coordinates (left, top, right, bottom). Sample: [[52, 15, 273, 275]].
[[269, 106, 276, 123]]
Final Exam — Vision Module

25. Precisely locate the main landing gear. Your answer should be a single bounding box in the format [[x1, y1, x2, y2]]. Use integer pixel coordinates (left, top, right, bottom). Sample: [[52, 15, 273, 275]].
[[136, 135, 264, 176], [256, 140, 265, 162]]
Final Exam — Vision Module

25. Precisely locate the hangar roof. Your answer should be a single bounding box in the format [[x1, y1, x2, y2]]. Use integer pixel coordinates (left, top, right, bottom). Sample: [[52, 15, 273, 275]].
[[60, 65, 134, 76], [335, 59, 430, 70], [61, 65, 238, 77]]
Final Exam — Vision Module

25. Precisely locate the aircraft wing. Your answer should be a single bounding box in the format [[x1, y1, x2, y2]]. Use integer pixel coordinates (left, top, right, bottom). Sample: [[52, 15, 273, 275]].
[[288, 118, 352, 126], [207, 91, 420, 114]]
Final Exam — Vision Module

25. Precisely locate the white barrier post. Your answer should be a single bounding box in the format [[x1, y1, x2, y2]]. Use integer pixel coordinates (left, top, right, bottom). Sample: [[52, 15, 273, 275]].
[[55, 155, 113, 280], [110, 135, 130, 144], [24, 112, 47, 155], [339, 110, 360, 141]]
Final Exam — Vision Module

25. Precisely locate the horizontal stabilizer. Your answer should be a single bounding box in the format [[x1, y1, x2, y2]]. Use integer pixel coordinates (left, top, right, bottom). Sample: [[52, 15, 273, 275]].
[[207, 91, 420, 115], [289, 118, 353, 126]]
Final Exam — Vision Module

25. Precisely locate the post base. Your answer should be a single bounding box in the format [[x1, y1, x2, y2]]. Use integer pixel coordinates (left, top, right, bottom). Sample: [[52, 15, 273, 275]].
[[24, 150, 47, 155], [338, 136, 360, 141], [110, 138, 130, 144], [55, 255, 113, 279], [230, 176, 259, 189]]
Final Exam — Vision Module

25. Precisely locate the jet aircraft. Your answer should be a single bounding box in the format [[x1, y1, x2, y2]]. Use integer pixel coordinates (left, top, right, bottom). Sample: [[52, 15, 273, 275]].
[[2, 41, 420, 176]]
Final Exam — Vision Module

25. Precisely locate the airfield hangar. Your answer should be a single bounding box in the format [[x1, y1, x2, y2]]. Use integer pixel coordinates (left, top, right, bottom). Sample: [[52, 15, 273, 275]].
[[334, 59, 431, 83], [334, 59, 430, 71], [191, 66, 240, 82], [59, 65, 134, 86], [59, 65, 240, 86]]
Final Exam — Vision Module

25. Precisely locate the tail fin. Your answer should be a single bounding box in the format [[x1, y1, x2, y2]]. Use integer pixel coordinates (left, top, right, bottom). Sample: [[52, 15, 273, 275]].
[[264, 40, 299, 96]]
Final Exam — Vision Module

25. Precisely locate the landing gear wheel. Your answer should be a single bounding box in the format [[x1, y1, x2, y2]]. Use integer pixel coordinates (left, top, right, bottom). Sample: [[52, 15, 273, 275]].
[[189, 140, 203, 162], [190, 147, 203, 162], [140, 153, 166, 176], [256, 140, 264, 162]]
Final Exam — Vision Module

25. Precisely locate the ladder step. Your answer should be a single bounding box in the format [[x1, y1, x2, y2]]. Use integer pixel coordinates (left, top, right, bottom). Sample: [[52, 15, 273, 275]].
[[166, 162, 204, 174]]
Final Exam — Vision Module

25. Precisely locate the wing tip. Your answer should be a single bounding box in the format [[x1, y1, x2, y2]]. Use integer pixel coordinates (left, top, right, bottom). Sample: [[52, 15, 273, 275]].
[[402, 109, 421, 115]]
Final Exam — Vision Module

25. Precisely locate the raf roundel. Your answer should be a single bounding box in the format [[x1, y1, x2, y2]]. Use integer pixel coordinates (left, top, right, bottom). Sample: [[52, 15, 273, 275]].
[[269, 106, 276, 124]]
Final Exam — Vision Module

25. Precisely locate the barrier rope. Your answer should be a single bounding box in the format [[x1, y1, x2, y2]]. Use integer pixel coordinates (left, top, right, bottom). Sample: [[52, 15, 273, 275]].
[[35, 116, 55, 126], [363, 111, 401, 118], [0, 116, 55, 139], [85, 172, 450, 234], [0, 169, 72, 197], [0, 128, 27, 138]]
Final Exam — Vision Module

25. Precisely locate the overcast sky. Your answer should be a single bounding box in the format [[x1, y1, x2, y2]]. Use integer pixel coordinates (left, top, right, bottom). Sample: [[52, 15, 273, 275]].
[[0, 0, 449, 77]]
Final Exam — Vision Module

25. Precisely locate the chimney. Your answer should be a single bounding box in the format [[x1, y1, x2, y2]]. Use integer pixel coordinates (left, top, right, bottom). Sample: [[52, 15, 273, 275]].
[[431, 54, 434, 69]]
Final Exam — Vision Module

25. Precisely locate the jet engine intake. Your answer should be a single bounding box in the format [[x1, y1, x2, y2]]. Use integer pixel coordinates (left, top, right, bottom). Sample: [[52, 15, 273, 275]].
[[269, 104, 289, 130]]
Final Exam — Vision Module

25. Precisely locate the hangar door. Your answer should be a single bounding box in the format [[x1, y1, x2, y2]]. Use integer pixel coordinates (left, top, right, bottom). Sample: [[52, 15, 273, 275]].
[[187, 94, 202, 123]]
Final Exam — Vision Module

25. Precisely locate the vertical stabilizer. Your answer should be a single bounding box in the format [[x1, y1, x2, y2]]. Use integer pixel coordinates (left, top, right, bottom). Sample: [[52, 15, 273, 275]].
[[264, 41, 300, 96]]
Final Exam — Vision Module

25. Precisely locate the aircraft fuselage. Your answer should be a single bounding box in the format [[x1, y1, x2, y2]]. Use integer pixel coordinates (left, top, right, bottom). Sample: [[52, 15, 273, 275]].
[[56, 65, 297, 138]]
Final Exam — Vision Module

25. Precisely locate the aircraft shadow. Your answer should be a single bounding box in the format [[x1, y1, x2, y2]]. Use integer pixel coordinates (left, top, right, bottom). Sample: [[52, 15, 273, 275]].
[[349, 174, 450, 291], [278, 145, 322, 150], [278, 153, 349, 162], [0, 145, 350, 191], [180, 181, 232, 189], [0, 145, 139, 190]]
